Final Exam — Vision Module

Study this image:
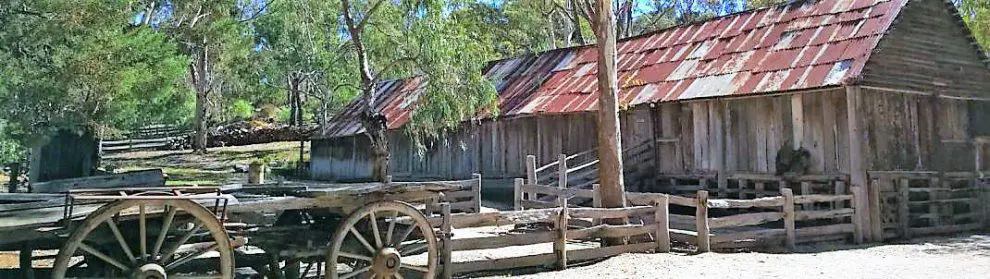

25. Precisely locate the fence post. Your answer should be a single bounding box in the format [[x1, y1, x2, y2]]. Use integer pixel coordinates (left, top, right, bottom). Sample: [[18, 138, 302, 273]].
[[851, 186, 864, 244], [781, 188, 796, 251], [514, 178, 524, 211], [441, 203, 453, 279], [800, 181, 813, 209], [384, 175, 393, 183], [898, 178, 911, 239], [472, 173, 483, 213], [557, 154, 567, 189], [555, 197, 568, 270], [695, 190, 710, 252], [19, 245, 33, 279], [655, 195, 670, 253], [526, 155, 538, 185], [592, 184, 602, 226]]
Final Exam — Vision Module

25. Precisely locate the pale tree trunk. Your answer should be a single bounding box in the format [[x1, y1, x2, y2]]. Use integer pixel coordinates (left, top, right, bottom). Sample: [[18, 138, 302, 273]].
[[192, 45, 210, 154], [568, 0, 586, 45], [588, 0, 626, 244], [342, 0, 389, 182]]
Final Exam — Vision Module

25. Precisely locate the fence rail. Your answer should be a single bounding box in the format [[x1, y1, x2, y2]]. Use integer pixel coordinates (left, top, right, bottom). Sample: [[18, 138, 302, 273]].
[[868, 171, 990, 240], [513, 181, 859, 252], [100, 124, 190, 154]]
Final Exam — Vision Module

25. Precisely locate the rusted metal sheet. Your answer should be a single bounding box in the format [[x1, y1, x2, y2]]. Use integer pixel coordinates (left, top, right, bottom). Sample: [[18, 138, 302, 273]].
[[321, 0, 908, 138]]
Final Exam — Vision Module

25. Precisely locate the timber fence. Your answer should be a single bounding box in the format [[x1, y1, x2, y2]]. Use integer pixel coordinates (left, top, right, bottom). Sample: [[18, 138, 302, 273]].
[[513, 180, 859, 252], [868, 171, 990, 241], [100, 124, 189, 154]]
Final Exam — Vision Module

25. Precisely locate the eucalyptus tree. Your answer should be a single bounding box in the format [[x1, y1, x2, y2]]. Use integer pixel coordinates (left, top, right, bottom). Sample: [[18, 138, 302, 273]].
[[132, 0, 255, 153], [0, 0, 190, 148], [253, 0, 356, 128], [338, 0, 499, 181]]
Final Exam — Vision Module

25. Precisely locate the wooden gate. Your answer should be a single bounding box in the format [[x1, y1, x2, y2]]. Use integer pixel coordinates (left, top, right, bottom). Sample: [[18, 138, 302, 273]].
[[868, 171, 987, 240]]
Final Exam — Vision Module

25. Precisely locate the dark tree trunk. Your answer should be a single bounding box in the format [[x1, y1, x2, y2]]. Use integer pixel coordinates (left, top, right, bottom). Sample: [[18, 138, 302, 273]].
[[342, 0, 390, 182], [7, 162, 20, 193], [192, 46, 210, 154]]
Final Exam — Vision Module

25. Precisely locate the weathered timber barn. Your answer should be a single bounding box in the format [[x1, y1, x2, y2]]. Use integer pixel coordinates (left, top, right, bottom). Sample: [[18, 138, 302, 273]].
[[313, 0, 990, 239]]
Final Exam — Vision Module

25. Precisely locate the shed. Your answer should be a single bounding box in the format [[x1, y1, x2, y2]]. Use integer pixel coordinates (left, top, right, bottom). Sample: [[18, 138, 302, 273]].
[[312, 0, 990, 194]]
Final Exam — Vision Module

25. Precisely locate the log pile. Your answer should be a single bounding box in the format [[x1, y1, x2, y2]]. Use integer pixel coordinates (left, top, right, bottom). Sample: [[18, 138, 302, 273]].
[[167, 122, 317, 149]]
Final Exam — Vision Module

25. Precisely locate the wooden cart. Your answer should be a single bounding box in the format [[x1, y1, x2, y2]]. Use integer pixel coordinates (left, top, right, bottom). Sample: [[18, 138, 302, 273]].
[[0, 179, 480, 279]]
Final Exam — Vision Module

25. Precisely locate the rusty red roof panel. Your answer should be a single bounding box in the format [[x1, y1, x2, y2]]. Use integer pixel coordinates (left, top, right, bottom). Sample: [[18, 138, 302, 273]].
[[321, 0, 910, 138]]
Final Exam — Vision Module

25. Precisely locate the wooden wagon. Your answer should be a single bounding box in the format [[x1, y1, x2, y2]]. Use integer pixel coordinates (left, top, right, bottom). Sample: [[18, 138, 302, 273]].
[[0, 176, 482, 279]]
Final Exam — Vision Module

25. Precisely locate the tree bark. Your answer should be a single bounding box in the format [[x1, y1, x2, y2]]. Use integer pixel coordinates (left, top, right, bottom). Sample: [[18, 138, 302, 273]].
[[342, 0, 389, 182], [568, 0, 586, 45], [589, 0, 627, 245], [192, 46, 210, 154]]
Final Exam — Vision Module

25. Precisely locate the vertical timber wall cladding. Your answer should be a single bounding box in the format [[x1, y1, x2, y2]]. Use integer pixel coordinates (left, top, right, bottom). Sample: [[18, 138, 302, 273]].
[[860, 88, 973, 172], [649, 89, 850, 176]]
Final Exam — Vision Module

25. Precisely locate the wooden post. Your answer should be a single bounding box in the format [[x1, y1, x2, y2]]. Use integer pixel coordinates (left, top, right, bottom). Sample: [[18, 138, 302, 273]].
[[695, 190, 710, 252], [781, 188, 796, 251], [441, 203, 453, 279], [472, 173, 483, 213], [869, 178, 883, 241], [526, 155, 538, 185], [846, 86, 872, 242], [19, 246, 33, 279], [593, 183, 602, 226], [554, 197, 568, 270], [557, 154, 568, 189], [851, 186, 864, 244], [712, 101, 726, 198], [384, 175, 393, 183], [513, 178, 524, 211], [738, 179, 747, 199], [655, 195, 671, 253], [899, 178, 911, 239]]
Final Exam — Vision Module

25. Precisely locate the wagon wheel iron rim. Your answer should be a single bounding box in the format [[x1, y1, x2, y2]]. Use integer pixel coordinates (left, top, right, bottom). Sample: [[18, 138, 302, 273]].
[[52, 199, 234, 279], [327, 201, 438, 279]]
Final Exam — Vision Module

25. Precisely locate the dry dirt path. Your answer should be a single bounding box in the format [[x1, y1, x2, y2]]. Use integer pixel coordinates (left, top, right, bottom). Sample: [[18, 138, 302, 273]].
[[475, 233, 990, 279]]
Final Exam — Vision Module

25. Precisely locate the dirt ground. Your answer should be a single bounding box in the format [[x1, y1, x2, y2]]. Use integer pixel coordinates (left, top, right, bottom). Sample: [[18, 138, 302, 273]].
[[474, 233, 990, 279]]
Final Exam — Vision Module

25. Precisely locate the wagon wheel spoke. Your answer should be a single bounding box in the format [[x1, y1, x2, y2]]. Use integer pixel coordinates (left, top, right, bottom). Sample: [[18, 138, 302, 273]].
[[161, 221, 203, 262], [349, 227, 377, 254], [78, 242, 130, 272], [399, 263, 430, 273], [339, 265, 372, 279], [399, 241, 428, 257], [153, 205, 178, 256], [165, 242, 218, 271], [338, 251, 373, 262], [395, 222, 417, 246], [385, 210, 398, 246], [369, 211, 382, 249], [105, 218, 137, 264]]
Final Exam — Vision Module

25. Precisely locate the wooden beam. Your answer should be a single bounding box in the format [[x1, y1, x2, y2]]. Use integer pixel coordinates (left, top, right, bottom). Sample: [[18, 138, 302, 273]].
[[791, 94, 804, 149], [845, 86, 871, 243], [31, 169, 164, 193], [513, 178, 524, 211], [526, 155, 538, 185], [781, 188, 796, 251]]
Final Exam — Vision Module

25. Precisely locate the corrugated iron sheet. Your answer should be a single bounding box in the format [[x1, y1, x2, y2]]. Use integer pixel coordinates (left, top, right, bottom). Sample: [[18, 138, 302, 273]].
[[322, 0, 907, 138]]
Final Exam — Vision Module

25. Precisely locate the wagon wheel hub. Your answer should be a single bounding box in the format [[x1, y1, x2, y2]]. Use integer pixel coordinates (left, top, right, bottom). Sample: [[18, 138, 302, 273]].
[[372, 247, 401, 275], [133, 263, 167, 279]]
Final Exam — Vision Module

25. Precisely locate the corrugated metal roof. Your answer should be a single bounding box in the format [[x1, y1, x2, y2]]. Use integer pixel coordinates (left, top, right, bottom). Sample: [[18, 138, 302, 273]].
[[321, 0, 907, 138]]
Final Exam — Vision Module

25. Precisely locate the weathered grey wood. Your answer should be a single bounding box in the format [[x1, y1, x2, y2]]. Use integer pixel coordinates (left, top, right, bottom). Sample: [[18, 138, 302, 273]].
[[850, 186, 864, 244], [557, 154, 567, 189], [655, 196, 670, 252], [519, 200, 557, 209], [695, 190, 710, 252], [428, 208, 559, 228], [800, 182, 813, 209], [795, 208, 855, 221], [568, 206, 655, 219], [781, 188, 796, 251], [711, 228, 786, 244], [513, 178, 523, 211], [846, 86, 870, 243], [899, 178, 912, 239], [709, 212, 784, 229], [792, 94, 805, 149], [555, 204, 567, 270], [707, 196, 785, 208], [792, 194, 854, 204], [0, 193, 64, 202], [451, 231, 555, 251], [869, 178, 884, 242], [448, 242, 654, 275], [909, 223, 983, 236], [526, 155, 538, 185], [441, 203, 452, 279], [794, 223, 855, 239], [31, 169, 164, 193], [19, 246, 33, 278], [567, 224, 651, 240]]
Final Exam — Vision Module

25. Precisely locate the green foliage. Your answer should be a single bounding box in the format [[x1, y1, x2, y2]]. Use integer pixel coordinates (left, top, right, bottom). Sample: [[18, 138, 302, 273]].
[[0, 0, 191, 144], [959, 0, 990, 52], [230, 99, 255, 120]]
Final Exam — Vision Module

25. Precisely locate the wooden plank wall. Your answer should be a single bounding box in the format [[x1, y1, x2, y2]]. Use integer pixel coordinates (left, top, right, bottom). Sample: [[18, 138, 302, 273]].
[[651, 89, 849, 176], [860, 88, 972, 172]]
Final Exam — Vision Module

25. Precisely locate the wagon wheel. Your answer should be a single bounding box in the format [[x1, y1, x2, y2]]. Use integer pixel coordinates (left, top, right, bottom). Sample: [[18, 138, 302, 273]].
[[326, 201, 437, 279], [52, 199, 234, 279]]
